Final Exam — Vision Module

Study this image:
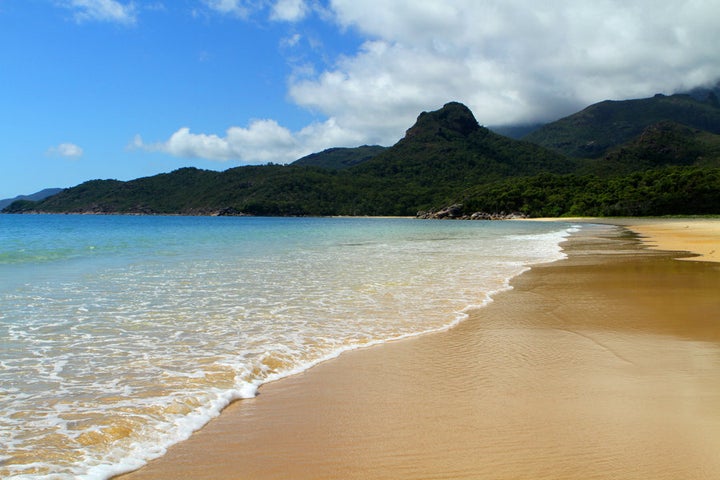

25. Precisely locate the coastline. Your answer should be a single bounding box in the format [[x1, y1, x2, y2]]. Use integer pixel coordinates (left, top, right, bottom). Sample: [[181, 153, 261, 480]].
[[526, 217, 720, 263], [116, 219, 720, 480], [623, 219, 720, 263]]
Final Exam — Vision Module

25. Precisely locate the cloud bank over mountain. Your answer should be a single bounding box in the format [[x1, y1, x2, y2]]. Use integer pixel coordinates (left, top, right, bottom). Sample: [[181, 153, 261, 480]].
[[63, 1, 720, 164]]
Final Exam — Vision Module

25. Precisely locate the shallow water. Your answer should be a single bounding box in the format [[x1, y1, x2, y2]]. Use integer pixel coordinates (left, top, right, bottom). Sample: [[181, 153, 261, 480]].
[[0, 215, 575, 479]]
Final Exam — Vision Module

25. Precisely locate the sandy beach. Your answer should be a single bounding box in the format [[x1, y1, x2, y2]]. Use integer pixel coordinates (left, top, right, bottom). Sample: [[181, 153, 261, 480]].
[[623, 219, 720, 263], [117, 219, 720, 480]]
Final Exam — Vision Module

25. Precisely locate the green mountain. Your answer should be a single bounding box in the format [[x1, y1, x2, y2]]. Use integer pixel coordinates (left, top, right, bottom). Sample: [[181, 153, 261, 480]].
[[5, 102, 570, 216], [4, 98, 720, 218], [524, 93, 720, 158], [581, 121, 720, 176], [458, 120, 720, 217], [489, 123, 542, 139], [342, 102, 576, 213], [356, 102, 575, 181], [291, 145, 387, 169], [0, 188, 63, 210]]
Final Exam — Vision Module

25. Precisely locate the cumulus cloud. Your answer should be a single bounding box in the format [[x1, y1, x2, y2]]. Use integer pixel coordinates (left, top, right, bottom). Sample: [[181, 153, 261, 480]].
[[48, 143, 84, 158], [67, 0, 137, 25], [135, 118, 363, 163], [291, 0, 720, 133], [149, 0, 720, 163]]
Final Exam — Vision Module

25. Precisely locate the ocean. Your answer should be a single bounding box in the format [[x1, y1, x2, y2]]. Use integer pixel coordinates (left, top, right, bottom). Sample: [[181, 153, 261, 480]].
[[0, 215, 577, 479]]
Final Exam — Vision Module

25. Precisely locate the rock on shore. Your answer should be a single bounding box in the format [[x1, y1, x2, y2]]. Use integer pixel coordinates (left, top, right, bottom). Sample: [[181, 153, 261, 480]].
[[416, 204, 528, 220]]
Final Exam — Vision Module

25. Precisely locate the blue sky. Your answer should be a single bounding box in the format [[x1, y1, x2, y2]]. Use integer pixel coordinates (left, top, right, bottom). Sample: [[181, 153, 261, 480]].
[[2, 0, 719, 198]]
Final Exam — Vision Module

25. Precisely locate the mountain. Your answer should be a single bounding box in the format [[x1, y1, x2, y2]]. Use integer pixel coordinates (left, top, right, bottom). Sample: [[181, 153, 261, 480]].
[[489, 123, 543, 139], [524, 93, 720, 158], [581, 121, 720, 176], [0, 188, 62, 210], [291, 145, 387, 169], [320, 102, 575, 214], [3, 103, 569, 216], [459, 120, 720, 217], [4, 98, 720, 218], [685, 81, 720, 104], [353, 102, 574, 182]]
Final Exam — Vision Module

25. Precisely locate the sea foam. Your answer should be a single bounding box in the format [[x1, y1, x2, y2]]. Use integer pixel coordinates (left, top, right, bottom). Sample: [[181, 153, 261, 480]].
[[0, 215, 577, 479]]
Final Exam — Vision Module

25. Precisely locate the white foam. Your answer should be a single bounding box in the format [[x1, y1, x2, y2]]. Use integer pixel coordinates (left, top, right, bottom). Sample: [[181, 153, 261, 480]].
[[0, 218, 580, 479]]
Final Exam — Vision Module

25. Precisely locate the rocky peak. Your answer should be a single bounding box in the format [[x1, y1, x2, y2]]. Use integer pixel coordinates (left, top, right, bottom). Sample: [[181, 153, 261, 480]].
[[404, 102, 481, 140]]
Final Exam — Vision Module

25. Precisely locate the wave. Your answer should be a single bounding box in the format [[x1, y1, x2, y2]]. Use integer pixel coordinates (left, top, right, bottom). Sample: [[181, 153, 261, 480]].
[[0, 217, 577, 479]]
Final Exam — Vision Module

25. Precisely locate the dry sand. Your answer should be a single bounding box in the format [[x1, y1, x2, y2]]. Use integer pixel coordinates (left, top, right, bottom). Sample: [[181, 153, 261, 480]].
[[625, 219, 720, 263], [117, 220, 720, 480]]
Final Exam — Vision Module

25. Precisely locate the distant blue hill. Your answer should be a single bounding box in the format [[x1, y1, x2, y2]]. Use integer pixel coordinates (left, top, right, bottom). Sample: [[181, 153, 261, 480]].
[[0, 188, 63, 210]]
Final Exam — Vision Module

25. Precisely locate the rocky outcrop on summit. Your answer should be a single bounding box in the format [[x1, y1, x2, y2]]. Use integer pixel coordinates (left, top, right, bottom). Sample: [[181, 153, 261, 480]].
[[404, 102, 481, 139]]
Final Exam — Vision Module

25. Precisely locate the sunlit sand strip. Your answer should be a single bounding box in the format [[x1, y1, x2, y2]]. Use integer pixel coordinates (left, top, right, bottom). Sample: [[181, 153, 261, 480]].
[[527, 217, 720, 263], [624, 219, 720, 263]]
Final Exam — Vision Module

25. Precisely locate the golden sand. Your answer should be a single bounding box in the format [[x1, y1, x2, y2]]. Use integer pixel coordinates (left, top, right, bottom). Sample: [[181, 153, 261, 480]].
[[626, 219, 720, 263], [117, 220, 720, 480], [528, 217, 720, 263]]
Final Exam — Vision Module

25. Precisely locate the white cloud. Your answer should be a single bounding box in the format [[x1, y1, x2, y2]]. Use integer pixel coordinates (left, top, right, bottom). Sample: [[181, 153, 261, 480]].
[[147, 0, 720, 164], [202, 0, 251, 18], [67, 0, 137, 25], [48, 143, 84, 158], [290, 0, 720, 133], [271, 0, 308, 22], [203, 0, 310, 21], [135, 118, 363, 163]]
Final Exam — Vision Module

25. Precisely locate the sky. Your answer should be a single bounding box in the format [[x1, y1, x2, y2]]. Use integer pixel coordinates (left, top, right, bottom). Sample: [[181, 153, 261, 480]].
[[1, 0, 720, 198]]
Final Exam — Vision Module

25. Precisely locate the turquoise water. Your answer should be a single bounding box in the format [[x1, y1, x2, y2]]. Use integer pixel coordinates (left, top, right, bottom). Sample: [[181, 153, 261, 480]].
[[0, 215, 576, 479]]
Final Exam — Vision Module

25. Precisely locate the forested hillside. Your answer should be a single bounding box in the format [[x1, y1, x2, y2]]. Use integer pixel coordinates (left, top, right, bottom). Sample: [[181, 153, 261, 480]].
[[524, 92, 720, 158], [291, 145, 387, 169], [5, 95, 720, 218]]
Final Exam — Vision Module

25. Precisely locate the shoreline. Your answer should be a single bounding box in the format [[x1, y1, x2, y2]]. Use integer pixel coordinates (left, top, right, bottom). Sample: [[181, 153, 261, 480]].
[[526, 217, 720, 263], [117, 219, 720, 480], [623, 219, 720, 262]]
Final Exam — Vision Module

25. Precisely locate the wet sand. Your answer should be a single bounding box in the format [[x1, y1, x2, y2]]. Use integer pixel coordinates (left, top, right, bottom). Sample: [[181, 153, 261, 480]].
[[117, 221, 720, 480]]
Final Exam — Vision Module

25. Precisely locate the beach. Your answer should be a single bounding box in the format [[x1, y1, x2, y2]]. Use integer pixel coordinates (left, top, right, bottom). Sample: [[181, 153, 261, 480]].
[[117, 219, 720, 480], [621, 219, 720, 263]]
